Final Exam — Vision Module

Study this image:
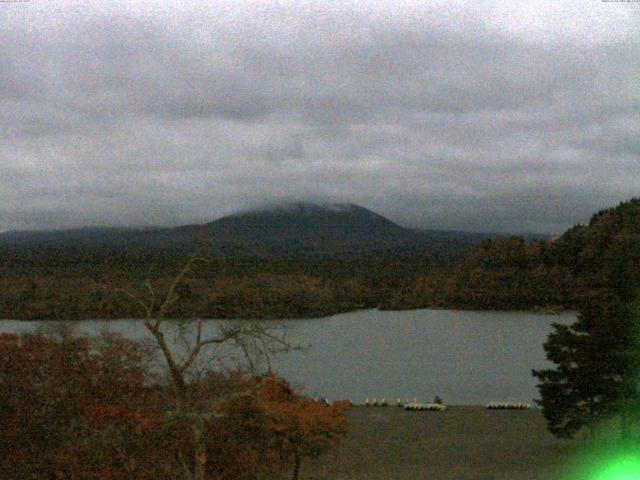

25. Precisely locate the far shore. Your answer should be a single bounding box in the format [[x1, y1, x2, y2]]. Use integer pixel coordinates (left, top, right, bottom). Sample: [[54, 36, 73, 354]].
[[1, 305, 577, 322]]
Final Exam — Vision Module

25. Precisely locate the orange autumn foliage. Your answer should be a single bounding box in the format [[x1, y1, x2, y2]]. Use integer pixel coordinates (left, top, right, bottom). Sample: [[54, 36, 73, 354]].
[[0, 333, 349, 480], [257, 377, 350, 458], [0, 330, 170, 479]]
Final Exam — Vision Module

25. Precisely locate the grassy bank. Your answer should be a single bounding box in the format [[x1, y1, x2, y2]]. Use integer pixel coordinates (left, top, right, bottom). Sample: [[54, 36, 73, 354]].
[[304, 406, 575, 480]]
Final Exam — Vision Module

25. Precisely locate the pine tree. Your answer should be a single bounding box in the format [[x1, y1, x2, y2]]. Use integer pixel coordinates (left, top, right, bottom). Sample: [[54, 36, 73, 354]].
[[533, 291, 640, 438]]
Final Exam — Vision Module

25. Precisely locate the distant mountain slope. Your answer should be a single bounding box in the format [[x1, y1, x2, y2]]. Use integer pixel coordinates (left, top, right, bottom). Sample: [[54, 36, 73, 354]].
[[174, 202, 419, 255], [0, 227, 154, 245], [0, 201, 499, 257]]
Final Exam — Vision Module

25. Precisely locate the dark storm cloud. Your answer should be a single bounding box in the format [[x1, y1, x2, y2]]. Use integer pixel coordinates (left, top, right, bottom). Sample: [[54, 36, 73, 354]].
[[1, 1, 639, 233]]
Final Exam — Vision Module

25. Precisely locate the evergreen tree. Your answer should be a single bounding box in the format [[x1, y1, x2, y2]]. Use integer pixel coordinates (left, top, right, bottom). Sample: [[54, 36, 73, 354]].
[[533, 198, 640, 439], [533, 291, 640, 438]]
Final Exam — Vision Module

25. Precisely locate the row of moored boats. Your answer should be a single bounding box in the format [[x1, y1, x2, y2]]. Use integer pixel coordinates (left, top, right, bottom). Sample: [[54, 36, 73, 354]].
[[360, 398, 531, 411], [363, 398, 447, 411], [485, 402, 531, 410]]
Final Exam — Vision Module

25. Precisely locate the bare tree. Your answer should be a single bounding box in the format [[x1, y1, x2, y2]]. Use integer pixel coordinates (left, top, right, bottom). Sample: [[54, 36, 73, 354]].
[[117, 251, 295, 480]]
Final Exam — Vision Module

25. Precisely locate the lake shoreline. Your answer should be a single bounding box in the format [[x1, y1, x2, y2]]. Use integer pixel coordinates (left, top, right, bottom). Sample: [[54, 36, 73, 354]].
[[1, 305, 576, 322], [0, 309, 576, 405]]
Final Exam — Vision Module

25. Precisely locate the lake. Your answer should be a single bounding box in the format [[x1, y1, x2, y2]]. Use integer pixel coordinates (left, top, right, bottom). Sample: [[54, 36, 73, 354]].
[[0, 309, 575, 405]]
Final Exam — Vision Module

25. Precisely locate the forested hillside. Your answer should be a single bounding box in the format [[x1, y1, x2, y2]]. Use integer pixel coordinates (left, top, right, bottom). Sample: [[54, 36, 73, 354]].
[[392, 198, 640, 311], [1, 199, 638, 320]]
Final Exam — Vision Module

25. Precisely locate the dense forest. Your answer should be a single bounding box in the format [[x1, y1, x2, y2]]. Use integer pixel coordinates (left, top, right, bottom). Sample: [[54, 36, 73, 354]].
[[402, 197, 640, 312], [1, 198, 639, 320]]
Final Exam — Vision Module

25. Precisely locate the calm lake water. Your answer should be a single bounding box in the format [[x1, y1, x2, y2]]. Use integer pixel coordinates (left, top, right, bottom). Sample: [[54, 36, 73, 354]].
[[0, 309, 575, 405]]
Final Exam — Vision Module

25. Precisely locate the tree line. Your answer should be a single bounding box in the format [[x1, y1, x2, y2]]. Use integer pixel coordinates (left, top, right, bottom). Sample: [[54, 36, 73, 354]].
[[0, 234, 588, 320], [7, 201, 639, 320]]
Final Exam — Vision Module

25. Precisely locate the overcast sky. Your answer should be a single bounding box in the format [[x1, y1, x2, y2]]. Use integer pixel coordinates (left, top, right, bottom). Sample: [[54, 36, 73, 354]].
[[1, 0, 639, 234]]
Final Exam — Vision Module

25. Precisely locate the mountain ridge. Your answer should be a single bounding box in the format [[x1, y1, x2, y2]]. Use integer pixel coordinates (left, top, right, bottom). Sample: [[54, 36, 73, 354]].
[[0, 201, 502, 257]]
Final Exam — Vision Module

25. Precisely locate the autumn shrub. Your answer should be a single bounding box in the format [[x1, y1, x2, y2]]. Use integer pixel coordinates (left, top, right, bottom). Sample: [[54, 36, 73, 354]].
[[0, 332, 349, 480], [0, 330, 165, 479]]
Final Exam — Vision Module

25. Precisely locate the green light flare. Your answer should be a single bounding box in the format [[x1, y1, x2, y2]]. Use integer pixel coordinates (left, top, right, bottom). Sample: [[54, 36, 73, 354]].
[[591, 455, 640, 480], [561, 436, 640, 480]]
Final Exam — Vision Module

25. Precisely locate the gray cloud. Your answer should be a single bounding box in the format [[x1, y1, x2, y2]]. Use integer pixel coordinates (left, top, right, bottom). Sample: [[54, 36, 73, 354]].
[[1, 0, 639, 234]]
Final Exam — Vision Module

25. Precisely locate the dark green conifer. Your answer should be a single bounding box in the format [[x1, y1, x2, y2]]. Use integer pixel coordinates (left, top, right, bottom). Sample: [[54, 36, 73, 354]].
[[533, 292, 640, 438]]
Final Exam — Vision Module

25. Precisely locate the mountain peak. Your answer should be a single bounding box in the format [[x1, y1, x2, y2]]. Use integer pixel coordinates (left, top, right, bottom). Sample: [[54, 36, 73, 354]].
[[189, 200, 412, 254], [234, 201, 361, 217]]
